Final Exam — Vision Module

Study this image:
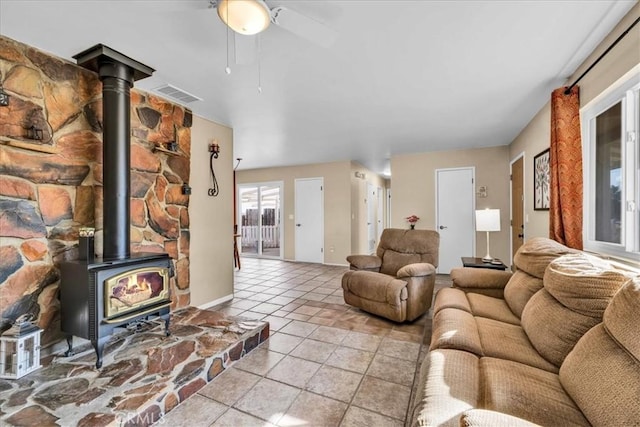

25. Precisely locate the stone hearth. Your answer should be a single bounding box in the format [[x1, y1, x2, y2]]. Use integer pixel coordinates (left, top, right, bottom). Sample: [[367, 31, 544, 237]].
[[0, 307, 269, 427]]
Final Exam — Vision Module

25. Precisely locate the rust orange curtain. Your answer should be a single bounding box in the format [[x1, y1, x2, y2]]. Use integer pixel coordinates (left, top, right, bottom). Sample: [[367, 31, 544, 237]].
[[549, 86, 583, 249]]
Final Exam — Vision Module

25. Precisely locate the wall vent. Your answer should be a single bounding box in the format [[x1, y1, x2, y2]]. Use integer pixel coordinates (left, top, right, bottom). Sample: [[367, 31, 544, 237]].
[[152, 84, 202, 104]]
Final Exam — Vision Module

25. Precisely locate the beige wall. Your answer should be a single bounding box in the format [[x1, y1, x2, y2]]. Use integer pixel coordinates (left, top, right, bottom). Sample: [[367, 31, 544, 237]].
[[189, 115, 234, 307], [391, 146, 511, 265], [236, 161, 352, 265], [509, 4, 640, 240], [509, 103, 552, 240], [573, 4, 640, 108]]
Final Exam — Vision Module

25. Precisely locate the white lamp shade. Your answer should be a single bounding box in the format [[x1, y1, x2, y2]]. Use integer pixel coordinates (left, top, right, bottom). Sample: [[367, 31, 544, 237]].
[[218, 0, 271, 36], [476, 209, 501, 232]]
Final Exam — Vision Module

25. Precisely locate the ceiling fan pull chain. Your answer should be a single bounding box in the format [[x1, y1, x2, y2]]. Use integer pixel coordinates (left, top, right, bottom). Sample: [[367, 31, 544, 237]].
[[257, 34, 262, 94], [225, 3, 231, 74]]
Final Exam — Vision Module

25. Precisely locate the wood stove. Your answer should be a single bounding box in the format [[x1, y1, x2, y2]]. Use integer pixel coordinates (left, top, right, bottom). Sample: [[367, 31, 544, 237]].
[[59, 45, 174, 368], [59, 250, 173, 369]]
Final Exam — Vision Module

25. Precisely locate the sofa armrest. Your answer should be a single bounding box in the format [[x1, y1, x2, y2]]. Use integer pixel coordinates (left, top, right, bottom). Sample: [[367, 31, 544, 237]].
[[460, 409, 541, 427], [397, 262, 436, 278], [346, 255, 382, 271], [450, 267, 513, 298]]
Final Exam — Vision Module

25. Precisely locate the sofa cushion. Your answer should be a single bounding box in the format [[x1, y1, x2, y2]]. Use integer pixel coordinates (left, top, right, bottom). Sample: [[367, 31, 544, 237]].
[[451, 267, 512, 298], [434, 287, 518, 324], [430, 308, 483, 355], [521, 289, 601, 368], [513, 237, 578, 279], [476, 317, 557, 373], [521, 254, 630, 367], [432, 288, 472, 315], [603, 275, 640, 359], [411, 349, 480, 427], [481, 358, 589, 426], [503, 270, 543, 318], [544, 253, 631, 317], [467, 293, 520, 325], [560, 325, 640, 427], [460, 409, 540, 427], [560, 277, 640, 426]]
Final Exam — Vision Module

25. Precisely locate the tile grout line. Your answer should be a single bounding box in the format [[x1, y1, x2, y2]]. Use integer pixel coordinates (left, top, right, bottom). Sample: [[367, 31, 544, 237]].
[[262, 315, 414, 423], [199, 258, 428, 426]]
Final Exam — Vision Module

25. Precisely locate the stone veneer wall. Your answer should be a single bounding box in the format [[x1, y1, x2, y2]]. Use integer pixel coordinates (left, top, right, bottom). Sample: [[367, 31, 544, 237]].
[[0, 36, 192, 346]]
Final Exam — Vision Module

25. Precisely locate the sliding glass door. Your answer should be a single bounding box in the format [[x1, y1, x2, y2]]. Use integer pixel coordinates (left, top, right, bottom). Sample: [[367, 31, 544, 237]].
[[238, 183, 282, 258]]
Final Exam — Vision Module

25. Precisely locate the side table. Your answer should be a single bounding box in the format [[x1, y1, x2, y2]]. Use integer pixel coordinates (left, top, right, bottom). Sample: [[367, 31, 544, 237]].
[[461, 257, 507, 271]]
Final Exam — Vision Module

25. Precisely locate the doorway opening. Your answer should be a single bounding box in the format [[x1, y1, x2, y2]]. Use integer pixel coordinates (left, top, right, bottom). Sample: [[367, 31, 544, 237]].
[[510, 153, 525, 265], [238, 182, 283, 259]]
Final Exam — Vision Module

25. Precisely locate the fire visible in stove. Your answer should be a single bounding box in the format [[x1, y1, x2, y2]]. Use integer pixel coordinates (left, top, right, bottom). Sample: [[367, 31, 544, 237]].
[[106, 268, 169, 318]]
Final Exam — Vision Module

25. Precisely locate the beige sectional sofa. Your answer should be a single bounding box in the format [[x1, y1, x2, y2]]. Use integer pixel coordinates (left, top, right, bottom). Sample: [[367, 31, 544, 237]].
[[410, 237, 640, 426]]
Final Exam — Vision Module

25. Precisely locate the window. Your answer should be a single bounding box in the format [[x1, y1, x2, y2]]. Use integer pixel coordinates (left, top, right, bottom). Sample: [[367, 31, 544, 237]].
[[582, 70, 640, 261]]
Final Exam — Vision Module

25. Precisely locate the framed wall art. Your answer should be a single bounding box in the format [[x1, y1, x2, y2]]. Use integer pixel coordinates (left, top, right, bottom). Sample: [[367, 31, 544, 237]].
[[534, 148, 550, 210]]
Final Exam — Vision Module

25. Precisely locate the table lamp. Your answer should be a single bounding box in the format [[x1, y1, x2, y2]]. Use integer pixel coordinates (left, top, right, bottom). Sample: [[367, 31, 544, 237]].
[[475, 209, 500, 262]]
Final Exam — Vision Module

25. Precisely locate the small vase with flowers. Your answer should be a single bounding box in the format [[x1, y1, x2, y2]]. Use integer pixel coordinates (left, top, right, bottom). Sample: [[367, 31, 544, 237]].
[[406, 215, 419, 230]]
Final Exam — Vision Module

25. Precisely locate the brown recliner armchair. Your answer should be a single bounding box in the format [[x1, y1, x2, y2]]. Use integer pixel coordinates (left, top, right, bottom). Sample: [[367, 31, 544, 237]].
[[342, 228, 439, 322]]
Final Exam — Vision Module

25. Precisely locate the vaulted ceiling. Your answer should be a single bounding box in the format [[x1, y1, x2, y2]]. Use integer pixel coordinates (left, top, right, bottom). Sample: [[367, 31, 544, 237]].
[[0, 0, 636, 174]]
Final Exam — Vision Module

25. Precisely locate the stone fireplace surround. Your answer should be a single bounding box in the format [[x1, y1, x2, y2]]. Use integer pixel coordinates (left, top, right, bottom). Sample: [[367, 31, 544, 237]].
[[0, 35, 192, 347]]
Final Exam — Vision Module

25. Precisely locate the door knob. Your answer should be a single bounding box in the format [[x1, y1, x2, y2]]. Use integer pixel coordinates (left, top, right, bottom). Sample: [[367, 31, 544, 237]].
[[296, 224, 301, 227], [439, 225, 447, 230], [518, 233, 524, 238]]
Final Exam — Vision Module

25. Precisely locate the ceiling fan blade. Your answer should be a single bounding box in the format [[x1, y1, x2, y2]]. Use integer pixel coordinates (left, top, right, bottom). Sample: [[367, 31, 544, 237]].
[[270, 6, 337, 48]]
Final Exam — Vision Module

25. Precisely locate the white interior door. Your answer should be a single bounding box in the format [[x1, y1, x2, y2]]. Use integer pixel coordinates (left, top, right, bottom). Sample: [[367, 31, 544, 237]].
[[295, 178, 324, 263], [436, 168, 475, 274], [377, 186, 384, 240], [367, 183, 376, 253], [386, 188, 391, 230]]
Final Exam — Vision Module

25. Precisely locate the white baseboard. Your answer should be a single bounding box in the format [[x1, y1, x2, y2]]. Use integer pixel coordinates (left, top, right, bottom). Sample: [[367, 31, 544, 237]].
[[323, 262, 349, 267], [198, 293, 233, 310], [282, 258, 349, 267]]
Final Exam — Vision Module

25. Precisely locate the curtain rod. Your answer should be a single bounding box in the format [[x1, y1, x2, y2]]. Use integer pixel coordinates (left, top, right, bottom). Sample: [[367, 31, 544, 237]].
[[564, 15, 640, 95]]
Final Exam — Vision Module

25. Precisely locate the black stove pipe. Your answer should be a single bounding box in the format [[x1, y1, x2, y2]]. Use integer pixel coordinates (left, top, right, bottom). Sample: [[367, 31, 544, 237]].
[[74, 45, 154, 260], [100, 60, 133, 260]]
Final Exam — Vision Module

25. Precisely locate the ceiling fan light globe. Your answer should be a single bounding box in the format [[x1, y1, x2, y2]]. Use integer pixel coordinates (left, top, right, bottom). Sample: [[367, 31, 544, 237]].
[[217, 0, 271, 36]]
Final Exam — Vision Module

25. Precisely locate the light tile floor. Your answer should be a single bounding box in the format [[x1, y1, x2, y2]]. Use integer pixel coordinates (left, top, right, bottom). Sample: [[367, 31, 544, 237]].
[[161, 257, 451, 427]]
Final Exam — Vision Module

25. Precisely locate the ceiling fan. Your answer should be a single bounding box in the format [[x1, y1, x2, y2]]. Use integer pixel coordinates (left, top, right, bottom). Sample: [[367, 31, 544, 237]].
[[210, 0, 337, 48]]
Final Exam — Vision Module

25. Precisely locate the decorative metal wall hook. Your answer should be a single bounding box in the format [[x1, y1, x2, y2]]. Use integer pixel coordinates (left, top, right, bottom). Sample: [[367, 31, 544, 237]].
[[208, 141, 220, 197], [209, 142, 220, 158]]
